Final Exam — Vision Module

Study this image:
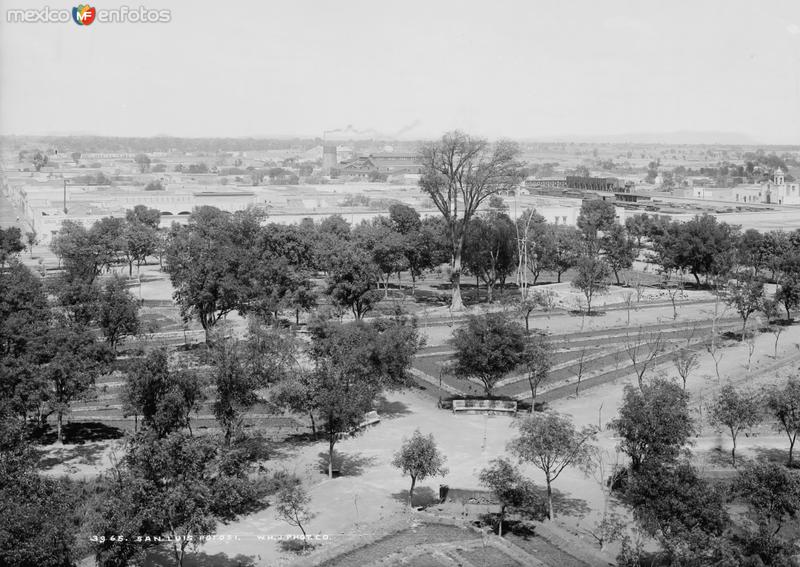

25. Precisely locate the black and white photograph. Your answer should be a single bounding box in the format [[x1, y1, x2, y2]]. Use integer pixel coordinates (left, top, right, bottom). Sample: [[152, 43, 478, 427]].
[[1, 1, 800, 566]]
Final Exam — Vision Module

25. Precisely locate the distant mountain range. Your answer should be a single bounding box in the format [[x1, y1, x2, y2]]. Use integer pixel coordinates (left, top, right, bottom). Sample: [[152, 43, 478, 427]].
[[9, 129, 790, 147], [525, 130, 762, 146]]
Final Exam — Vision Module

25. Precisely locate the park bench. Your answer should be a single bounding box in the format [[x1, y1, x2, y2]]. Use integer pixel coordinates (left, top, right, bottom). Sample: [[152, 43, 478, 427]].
[[451, 399, 517, 415], [343, 411, 381, 437], [358, 410, 381, 429]]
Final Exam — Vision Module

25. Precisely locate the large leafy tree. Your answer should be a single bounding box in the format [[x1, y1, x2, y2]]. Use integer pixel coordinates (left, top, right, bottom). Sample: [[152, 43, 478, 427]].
[[121, 220, 158, 275], [600, 223, 635, 285], [450, 313, 526, 396], [125, 204, 161, 229], [91, 431, 266, 567], [308, 317, 422, 478], [723, 275, 764, 340], [353, 217, 409, 297], [709, 384, 762, 465], [165, 207, 257, 341], [325, 245, 381, 320], [312, 214, 351, 271], [766, 378, 800, 466], [0, 263, 51, 425], [122, 349, 207, 438], [244, 256, 314, 325], [479, 458, 541, 536], [737, 228, 767, 275], [737, 462, 800, 542], [577, 200, 617, 251], [571, 256, 610, 315], [624, 462, 730, 564], [0, 410, 80, 567], [624, 213, 654, 252], [610, 379, 694, 472], [653, 215, 738, 286], [50, 274, 98, 326], [508, 412, 596, 520], [775, 276, 800, 321], [388, 203, 422, 235], [550, 226, 584, 283], [38, 320, 113, 443], [209, 323, 296, 445], [97, 275, 141, 350], [419, 131, 524, 310], [91, 216, 127, 273], [50, 220, 105, 283], [401, 216, 449, 294], [0, 227, 24, 268], [392, 429, 448, 506], [516, 209, 554, 287], [242, 223, 316, 324], [463, 212, 517, 302]]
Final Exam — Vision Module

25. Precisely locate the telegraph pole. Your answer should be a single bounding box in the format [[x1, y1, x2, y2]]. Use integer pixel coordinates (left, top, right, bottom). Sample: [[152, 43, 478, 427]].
[[63, 179, 68, 214]]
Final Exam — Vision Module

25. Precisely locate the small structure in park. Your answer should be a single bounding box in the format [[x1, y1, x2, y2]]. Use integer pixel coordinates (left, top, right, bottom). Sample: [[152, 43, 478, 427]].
[[451, 399, 517, 415]]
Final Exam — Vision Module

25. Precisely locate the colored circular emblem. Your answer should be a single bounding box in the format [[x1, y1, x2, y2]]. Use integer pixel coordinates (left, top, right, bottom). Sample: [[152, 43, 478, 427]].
[[72, 5, 96, 25]]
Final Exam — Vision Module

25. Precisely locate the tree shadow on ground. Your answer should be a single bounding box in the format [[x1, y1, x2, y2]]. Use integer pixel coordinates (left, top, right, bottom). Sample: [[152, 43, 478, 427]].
[[543, 488, 591, 519], [37, 442, 109, 469], [373, 396, 412, 419], [752, 446, 799, 468], [390, 486, 439, 508], [268, 431, 320, 459], [38, 421, 124, 445], [568, 310, 606, 317], [413, 288, 450, 305], [146, 547, 256, 567], [699, 447, 737, 469], [317, 450, 377, 477]]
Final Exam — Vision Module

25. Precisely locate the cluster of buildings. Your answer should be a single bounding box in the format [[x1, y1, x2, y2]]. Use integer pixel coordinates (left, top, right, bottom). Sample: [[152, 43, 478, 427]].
[[689, 169, 800, 205], [322, 144, 423, 181]]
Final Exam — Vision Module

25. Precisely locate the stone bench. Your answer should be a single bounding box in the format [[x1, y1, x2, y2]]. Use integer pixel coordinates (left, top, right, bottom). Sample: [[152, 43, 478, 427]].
[[358, 410, 381, 428], [452, 399, 517, 415], [343, 411, 381, 437]]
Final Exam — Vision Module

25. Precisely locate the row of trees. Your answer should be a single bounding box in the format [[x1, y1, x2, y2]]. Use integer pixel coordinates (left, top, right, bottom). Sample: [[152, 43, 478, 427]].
[[1, 249, 424, 565], [609, 378, 800, 565], [420, 373, 800, 565]]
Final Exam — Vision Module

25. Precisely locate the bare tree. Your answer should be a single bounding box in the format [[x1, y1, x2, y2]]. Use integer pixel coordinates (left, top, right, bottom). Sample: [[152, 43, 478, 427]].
[[632, 273, 646, 304], [573, 347, 588, 396], [275, 480, 314, 550], [517, 290, 555, 335], [622, 291, 635, 325], [707, 341, 724, 382], [522, 335, 553, 411], [419, 132, 523, 310], [672, 349, 699, 391], [746, 332, 757, 373], [625, 328, 664, 390], [772, 325, 785, 358], [661, 268, 685, 320], [581, 448, 626, 551], [666, 283, 683, 320], [707, 278, 728, 381]]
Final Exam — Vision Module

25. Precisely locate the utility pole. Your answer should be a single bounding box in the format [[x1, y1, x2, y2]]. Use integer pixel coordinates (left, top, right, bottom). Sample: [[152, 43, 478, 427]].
[[63, 179, 68, 214]]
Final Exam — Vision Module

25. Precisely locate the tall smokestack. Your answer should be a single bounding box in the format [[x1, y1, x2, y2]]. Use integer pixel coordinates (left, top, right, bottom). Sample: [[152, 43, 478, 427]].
[[322, 144, 338, 172]]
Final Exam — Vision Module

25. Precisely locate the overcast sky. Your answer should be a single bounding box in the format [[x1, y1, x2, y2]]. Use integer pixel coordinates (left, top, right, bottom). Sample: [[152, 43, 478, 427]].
[[1, 0, 799, 143]]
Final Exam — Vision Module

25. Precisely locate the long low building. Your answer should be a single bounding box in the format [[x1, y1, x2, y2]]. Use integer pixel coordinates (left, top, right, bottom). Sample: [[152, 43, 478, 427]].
[[566, 176, 632, 192], [336, 153, 423, 178]]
